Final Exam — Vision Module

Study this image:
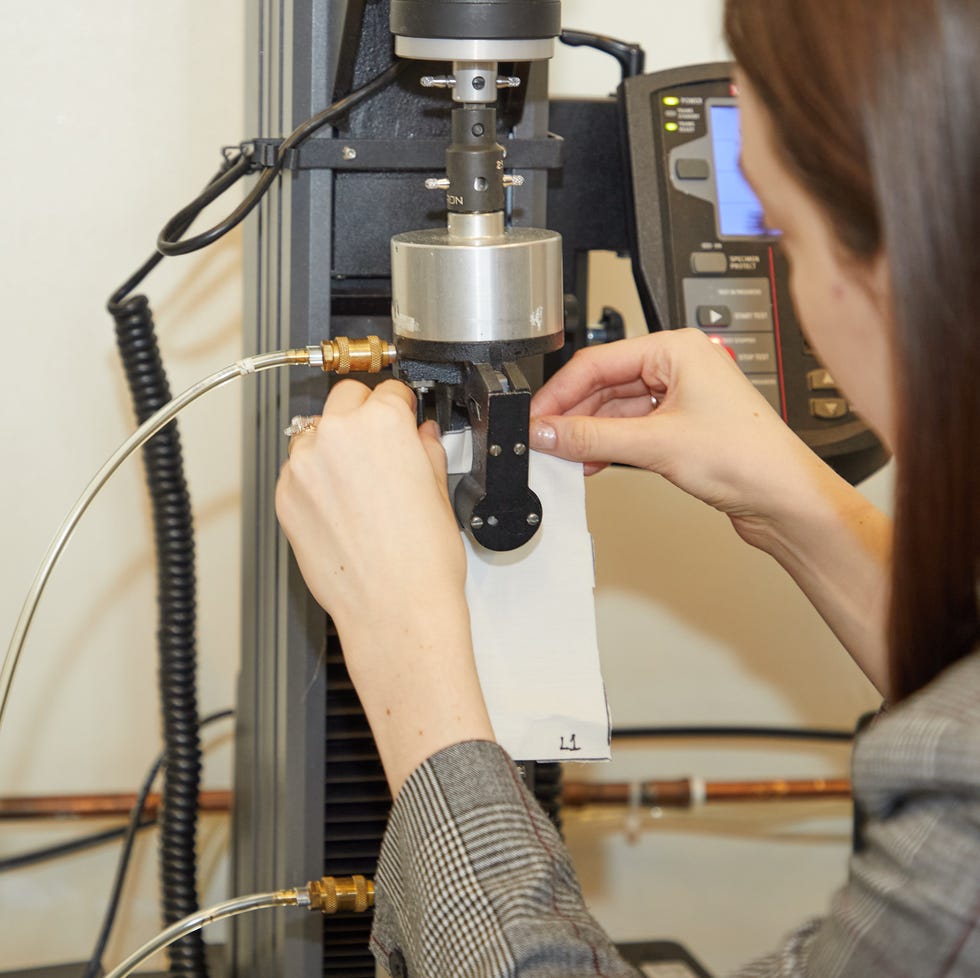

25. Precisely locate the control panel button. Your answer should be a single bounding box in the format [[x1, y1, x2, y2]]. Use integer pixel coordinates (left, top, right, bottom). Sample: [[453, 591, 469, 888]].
[[810, 398, 849, 420], [711, 332, 777, 375], [675, 158, 710, 181], [690, 252, 728, 275], [697, 305, 732, 328], [708, 336, 737, 361], [683, 278, 773, 331], [807, 368, 837, 391]]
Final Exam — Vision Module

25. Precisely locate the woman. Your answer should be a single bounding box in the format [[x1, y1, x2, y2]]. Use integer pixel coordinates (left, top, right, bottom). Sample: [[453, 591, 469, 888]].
[[275, 0, 980, 973]]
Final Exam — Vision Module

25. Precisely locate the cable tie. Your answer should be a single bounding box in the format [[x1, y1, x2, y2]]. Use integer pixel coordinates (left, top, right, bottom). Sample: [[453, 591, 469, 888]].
[[689, 775, 707, 809], [624, 780, 642, 844], [235, 138, 279, 172]]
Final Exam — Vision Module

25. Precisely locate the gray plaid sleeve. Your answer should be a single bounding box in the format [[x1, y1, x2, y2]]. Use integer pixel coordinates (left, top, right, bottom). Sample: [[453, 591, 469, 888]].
[[371, 651, 980, 978], [732, 650, 980, 978], [370, 740, 641, 978]]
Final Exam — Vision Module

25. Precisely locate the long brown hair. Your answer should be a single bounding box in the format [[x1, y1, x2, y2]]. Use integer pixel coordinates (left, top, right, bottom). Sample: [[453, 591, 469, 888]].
[[725, 0, 980, 701]]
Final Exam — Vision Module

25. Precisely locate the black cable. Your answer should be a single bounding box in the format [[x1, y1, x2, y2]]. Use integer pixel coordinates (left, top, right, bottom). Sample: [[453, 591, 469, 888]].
[[82, 709, 233, 978], [0, 819, 156, 875], [156, 60, 404, 257], [109, 294, 204, 978], [93, 62, 398, 978], [612, 725, 855, 743]]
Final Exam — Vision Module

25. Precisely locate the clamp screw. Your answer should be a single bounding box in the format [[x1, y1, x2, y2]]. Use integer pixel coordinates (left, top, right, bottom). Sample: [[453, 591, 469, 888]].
[[425, 178, 451, 191], [421, 75, 456, 89], [503, 175, 525, 188], [497, 76, 522, 89], [471, 76, 487, 91], [527, 513, 541, 527], [470, 516, 485, 531]]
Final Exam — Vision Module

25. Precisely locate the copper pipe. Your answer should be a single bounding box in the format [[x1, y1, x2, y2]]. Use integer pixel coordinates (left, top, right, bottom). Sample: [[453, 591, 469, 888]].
[[0, 790, 232, 820], [1, 777, 851, 821], [561, 778, 851, 809], [706, 778, 851, 802]]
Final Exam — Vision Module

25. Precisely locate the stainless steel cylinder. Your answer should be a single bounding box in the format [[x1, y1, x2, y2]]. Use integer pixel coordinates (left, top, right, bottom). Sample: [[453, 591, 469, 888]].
[[395, 36, 554, 62], [391, 213, 563, 345]]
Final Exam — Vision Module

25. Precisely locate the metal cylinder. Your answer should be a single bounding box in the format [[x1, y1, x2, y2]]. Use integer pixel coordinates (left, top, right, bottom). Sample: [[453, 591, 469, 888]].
[[391, 0, 561, 43], [396, 36, 554, 61], [391, 212, 563, 346]]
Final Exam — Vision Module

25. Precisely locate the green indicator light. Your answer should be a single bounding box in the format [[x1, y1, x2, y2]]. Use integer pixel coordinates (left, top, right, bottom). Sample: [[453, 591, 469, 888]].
[[663, 96, 680, 106], [665, 122, 679, 132]]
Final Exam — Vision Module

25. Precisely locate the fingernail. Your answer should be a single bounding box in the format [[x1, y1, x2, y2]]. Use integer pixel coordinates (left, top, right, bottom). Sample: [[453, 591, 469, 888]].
[[530, 420, 557, 451]]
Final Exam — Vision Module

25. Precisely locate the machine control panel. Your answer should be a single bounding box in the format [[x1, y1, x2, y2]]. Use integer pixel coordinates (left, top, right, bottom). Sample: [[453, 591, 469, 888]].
[[620, 64, 885, 483]]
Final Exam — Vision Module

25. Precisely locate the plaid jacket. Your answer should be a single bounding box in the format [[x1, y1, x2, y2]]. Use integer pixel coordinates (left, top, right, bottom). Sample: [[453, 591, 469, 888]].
[[371, 648, 980, 977]]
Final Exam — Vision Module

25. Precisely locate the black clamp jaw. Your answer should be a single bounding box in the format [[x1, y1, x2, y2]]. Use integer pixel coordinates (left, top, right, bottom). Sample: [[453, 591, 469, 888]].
[[397, 353, 550, 553], [455, 362, 542, 552]]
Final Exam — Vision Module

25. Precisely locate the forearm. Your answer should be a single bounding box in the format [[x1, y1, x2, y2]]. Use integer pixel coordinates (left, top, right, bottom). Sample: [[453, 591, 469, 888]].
[[371, 741, 639, 978], [748, 454, 892, 695], [341, 598, 495, 798]]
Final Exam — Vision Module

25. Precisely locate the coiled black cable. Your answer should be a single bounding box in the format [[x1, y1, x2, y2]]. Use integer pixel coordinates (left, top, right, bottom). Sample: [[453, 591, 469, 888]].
[[100, 60, 403, 978], [109, 294, 205, 978]]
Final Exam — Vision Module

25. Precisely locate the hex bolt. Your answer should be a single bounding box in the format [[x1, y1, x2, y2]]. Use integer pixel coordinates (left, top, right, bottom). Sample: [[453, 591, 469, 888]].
[[470, 516, 485, 530], [513, 443, 527, 456], [471, 76, 487, 91], [527, 513, 541, 526], [489, 444, 503, 456]]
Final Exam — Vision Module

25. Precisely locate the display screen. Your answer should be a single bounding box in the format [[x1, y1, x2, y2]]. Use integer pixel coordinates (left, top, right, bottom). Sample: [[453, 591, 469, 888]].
[[709, 103, 773, 238]]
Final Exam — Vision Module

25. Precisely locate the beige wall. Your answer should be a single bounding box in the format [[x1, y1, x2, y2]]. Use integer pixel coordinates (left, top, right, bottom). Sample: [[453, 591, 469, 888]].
[[1, 2, 887, 975]]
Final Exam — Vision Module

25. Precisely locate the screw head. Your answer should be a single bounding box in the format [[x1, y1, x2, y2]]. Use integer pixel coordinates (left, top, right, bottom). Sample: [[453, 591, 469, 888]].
[[527, 513, 541, 526], [471, 123, 485, 137], [513, 443, 527, 456], [342, 146, 357, 161], [470, 516, 484, 531], [489, 444, 503, 456], [472, 76, 486, 91], [487, 516, 499, 527]]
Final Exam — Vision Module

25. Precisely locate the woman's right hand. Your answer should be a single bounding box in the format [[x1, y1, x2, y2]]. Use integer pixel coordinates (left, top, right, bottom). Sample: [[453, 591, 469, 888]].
[[529, 328, 834, 553], [531, 328, 893, 693]]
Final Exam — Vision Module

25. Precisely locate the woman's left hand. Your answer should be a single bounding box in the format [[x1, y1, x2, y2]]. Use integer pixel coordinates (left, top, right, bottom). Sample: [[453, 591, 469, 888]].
[[275, 379, 494, 796]]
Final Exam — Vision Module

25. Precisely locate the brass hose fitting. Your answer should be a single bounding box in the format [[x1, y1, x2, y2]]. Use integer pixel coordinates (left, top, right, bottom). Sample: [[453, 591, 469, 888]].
[[320, 336, 397, 375], [307, 875, 375, 914]]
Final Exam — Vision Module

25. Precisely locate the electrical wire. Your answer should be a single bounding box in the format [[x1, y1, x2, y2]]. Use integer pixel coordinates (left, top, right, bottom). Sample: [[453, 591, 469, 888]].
[[0, 349, 314, 735], [82, 709, 233, 978], [102, 891, 301, 978], [611, 725, 856, 743], [111, 291, 205, 975], [156, 61, 405, 257], [0, 821, 156, 874]]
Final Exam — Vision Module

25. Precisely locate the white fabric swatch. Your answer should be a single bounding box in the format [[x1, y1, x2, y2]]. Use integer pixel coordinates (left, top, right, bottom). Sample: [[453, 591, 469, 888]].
[[443, 429, 610, 762]]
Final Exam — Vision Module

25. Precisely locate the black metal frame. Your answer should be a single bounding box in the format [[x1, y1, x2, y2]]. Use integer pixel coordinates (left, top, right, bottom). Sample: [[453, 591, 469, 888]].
[[233, 3, 557, 975]]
